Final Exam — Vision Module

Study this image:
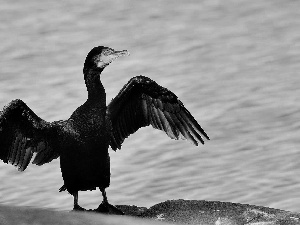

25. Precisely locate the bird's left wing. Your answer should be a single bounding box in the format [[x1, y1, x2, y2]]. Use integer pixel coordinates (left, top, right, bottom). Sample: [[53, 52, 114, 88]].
[[107, 76, 209, 150]]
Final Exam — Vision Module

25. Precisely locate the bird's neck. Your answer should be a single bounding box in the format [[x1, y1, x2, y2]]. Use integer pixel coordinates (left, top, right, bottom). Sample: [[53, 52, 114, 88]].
[[84, 68, 106, 104]]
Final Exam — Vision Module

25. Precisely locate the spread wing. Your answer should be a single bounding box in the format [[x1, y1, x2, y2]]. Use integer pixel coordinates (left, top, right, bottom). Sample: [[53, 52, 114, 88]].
[[107, 76, 209, 150], [0, 99, 61, 171]]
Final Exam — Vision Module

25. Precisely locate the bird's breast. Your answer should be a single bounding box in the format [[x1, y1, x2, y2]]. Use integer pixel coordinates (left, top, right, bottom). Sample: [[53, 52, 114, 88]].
[[69, 102, 110, 142]]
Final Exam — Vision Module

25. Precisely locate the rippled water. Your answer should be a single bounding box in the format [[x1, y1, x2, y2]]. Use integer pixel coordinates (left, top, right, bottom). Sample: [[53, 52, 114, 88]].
[[0, 0, 300, 213]]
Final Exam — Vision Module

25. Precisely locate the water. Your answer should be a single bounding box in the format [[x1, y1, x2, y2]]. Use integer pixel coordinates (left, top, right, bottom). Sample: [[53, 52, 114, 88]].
[[0, 0, 300, 212]]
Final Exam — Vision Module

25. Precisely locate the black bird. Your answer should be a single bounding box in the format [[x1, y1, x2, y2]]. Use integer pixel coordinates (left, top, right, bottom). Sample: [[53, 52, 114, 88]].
[[0, 46, 209, 214]]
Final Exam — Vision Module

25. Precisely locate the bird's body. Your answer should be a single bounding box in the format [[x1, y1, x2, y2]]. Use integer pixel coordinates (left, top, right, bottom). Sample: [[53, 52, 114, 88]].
[[61, 97, 111, 194], [0, 46, 209, 213]]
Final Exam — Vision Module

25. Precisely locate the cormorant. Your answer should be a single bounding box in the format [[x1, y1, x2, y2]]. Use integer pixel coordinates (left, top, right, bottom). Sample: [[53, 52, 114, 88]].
[[0, 46, 209, 214]]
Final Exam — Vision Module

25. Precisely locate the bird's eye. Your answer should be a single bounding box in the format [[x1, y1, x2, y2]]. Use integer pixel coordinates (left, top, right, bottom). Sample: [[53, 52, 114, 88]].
[[103, 49, 113, 56]]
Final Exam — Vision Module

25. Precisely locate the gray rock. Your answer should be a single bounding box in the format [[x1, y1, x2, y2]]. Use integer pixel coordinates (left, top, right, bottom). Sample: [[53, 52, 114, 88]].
[[0, 200, 299, 225]]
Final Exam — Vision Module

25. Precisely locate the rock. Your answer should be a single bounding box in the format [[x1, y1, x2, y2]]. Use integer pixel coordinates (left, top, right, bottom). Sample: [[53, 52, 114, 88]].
[[117, 200, 300, 225], [0, 200, 299, 225]]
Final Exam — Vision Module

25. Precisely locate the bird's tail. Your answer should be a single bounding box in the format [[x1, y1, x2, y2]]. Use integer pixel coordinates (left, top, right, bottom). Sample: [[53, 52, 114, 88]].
[[59, 185, 66, 192]]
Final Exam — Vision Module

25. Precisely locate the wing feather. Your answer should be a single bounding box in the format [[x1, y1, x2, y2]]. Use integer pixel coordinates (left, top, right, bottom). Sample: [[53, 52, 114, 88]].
[[156, 108, 168, 133], [167, 110, 190, 141], [176, 113, 199, 145], [179, 110, 205, 144], [0, 99, 61, 171], [161, 111, 179, 139], [107, 76, 209, 150], [148, 101, 160, 129], [152, 106, 164, 130]]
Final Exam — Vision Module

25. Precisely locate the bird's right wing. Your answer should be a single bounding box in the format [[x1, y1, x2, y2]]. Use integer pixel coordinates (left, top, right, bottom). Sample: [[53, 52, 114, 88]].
[[0, 99, 60, 171], [107, 76, 209, 150]]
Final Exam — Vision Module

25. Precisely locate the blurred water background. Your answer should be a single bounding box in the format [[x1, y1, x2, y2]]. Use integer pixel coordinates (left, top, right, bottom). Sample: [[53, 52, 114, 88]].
[[0, 0, 300, 213]]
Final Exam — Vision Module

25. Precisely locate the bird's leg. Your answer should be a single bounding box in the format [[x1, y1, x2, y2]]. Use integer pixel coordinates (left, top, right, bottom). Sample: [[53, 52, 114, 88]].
[[95, 188, 124, 215], [101, 188, 108, 204], [73, 191, 86, 211]]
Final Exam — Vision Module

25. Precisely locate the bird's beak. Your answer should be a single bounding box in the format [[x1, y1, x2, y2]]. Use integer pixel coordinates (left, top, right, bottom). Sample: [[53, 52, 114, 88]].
[[112, 49, 130, 57], [109, 49, 130, 61], [98, 49, 130, 68]]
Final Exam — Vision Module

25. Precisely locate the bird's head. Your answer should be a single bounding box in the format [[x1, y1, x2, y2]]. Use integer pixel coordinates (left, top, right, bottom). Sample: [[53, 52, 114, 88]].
[[84, 46, 129, 72]]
